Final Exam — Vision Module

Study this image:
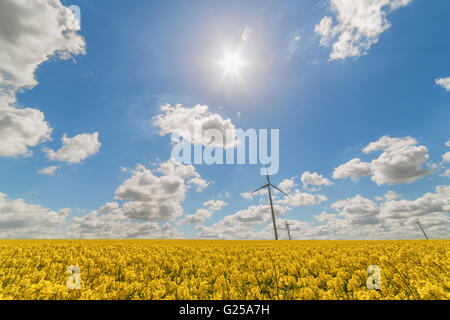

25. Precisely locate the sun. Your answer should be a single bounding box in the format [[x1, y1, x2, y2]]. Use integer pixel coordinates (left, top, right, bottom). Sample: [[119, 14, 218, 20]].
[[220, 51, 244, 76]]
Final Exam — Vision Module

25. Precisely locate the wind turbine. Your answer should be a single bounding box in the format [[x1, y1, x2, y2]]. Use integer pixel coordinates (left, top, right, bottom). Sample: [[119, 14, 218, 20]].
[[416, 219, 429, 240], [282, 220, 293, 240], [251, 168, 288, 240]]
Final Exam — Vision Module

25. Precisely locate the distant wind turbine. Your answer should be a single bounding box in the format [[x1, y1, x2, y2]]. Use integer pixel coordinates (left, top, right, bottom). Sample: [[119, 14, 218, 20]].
[[416, 219, 429, 240], [282, 220, 293, 240], [251, 168, 289, 240]]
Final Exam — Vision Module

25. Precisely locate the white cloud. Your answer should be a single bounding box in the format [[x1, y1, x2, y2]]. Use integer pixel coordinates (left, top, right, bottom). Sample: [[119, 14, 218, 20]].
[[375, 190, 401, 201], [223, 204, 290, 225], [219, 191, 231, 199], [278, 189, 327, 207], [334, 136, 431, 185], [197, 184, 450, 240], [241, 191, 255, 200], [44, 132, 101, 163], [114, 159, 209, 221], [314, 211, 337, 222], [66, 205, 182, 239], [152, 104, 237, 148], [38, 165, 60, 176], [0, 0, 85, 158], [286, 32, 301, 60], [0, 192, 66, 238], [98, 202, 120, 215], [315, 16, 334, 46], [0, 0, 85, 90], [241, 187, 268, 200], [301, 171, 333, 191], [0, 101, 52, 157], [446, 139, 450, 148], [442, 152, 450, 163], [286, 186, 450, 240], [2, 182, 448, 239], [196, 203, 290, 239], [363, 136, 431, 185], [332, 195, 380, 225], [241, 175, 326, 207], [380, 185, 450, 220], [315, 0, 412, 60], [196, 221, 273, 240], [442, 169, 450, 178], [204, 199, 227, 211], [333, 158, 372, 180], [157, 157, 210, 191], [278, 177, 297, 193], [180, 200, 226, 224], [436, 77, 450, 91]]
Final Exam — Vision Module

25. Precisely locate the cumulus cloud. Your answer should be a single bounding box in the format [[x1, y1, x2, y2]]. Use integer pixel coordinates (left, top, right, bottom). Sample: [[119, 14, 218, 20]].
[[98, 202, 120, 215], [240, 191, 255, 200], [380, 185, 450, 219], [196, 221, 273, 240], [332, 195, 380, 225], [384, 190, 401, 200], [180, 200, 226, 224], [436, 77, 450, 91], [278, 177, 297, 193], [315, 0, 412, 60], [363, 136, 431, 185], [0, 0, 85, 158], [314, 211, 337, 222], [375, 190, 401, 201], [38, 165, 60, 176], [114, 159, 209, 221], [333, 158, 372, 180], [157, 157, 210, 191], [0, 0, 85, 90], [0, 101, 52, 157], [0, 192, 66, 238], [152, 104, 237, 148], [334, 136, 431, 185], [194, 199, 294, 239], [301, 171, 333, 191], [443, 152, 450, 163], [66, 204, 182, 239], [196, 203, 290, 239], [241, 175, 326, 207], [199, 183, 450, 240], [278, 190, 327, 207], [224, 204, 290, 225], [281, 186, 450, 240], [241, 185, 270, 200], [44, 132, 101, 163]]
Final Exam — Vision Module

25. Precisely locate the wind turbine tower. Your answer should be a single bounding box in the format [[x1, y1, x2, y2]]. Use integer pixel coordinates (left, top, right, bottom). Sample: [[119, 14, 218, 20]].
[[251, 168, 288, 240], [416, 219, 429, 240], [283, 220, 293, 240]]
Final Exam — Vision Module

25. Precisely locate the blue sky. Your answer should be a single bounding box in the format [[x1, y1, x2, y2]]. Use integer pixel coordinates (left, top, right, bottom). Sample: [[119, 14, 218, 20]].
[[0, 0, 449, 239]]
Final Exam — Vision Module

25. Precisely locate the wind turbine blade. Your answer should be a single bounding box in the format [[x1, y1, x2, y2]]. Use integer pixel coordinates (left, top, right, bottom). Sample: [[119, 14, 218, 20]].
[[251, 184, 269, 193], [271, 185, 289, 197]]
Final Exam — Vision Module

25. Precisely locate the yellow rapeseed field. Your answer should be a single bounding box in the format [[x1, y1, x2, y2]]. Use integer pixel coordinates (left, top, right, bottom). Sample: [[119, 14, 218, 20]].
[[0, 240, 448, 300]]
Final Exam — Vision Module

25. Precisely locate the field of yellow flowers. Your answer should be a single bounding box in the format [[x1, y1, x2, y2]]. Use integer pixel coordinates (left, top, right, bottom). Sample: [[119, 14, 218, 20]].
[[0, 240, 448, 300]]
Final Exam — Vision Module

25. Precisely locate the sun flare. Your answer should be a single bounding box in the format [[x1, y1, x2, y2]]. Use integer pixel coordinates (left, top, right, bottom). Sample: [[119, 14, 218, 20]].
[[220, 51, 244, 76]]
